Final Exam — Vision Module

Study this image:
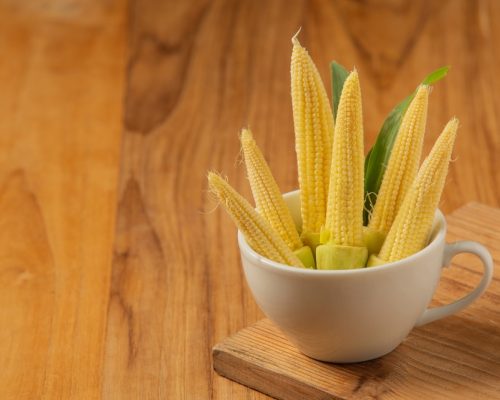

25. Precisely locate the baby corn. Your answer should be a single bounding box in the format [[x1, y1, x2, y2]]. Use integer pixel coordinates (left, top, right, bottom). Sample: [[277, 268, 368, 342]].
[[316, 71, 368, 269], [368, 118, 458, 266], [240, 129, 315, 268], [291, 36, 334, 250], [364, 85, 430, 255], [208, 172, 305, 268]]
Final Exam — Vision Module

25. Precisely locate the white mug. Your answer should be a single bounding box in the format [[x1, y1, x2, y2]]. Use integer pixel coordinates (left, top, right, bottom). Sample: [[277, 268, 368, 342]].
[[238, 190, 493, 362]]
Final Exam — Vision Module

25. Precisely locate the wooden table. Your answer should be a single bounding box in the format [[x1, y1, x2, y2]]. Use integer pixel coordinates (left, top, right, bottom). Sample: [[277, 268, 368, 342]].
[[1, 0, 499, 398]]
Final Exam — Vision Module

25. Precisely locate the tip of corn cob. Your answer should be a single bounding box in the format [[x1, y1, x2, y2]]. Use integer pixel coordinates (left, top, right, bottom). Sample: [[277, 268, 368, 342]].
[[240, 127, 252, 144], [347, 68, 359, 82], [417, 83, 430, 92], [448, 117, 459, 130], [435, 117, 459, 149], [291, 27, 302, 44], [207, 171, 232, 206], [207, 171, 225, 196]]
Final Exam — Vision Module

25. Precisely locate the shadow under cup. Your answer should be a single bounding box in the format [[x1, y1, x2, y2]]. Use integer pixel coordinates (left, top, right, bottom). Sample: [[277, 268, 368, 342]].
[[238, 190, 493, 363]]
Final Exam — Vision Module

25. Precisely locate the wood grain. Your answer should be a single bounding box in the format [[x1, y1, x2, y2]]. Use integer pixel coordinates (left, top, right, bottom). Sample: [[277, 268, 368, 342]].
[[112, 1, 500, 398], [213, 203, 500, 400], [0, 0, 127, 399], [1, 0, 500, 399]]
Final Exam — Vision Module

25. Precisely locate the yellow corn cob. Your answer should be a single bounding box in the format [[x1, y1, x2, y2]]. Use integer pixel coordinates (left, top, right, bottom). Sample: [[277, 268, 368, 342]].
[[368, 118, 458, 266], [364, 85, 430, 255], [208, 172, 305, 268], [291, 35, 334, 250], [240, 129, 315, 268], [316, 70, 368, 269]]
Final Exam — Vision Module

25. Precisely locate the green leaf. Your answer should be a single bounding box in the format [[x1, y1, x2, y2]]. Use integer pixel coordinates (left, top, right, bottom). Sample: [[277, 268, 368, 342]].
[[363, 66, 450, 225], [330, 61, 349, 119], [422, 66, 449, 85]]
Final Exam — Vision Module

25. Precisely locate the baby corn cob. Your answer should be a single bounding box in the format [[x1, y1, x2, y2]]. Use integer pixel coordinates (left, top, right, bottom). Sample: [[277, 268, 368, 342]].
[[240, 129, 315, 268], [368, 118, 458, 266], [316, 70, 368, 269], [291, 36, 334, 250], [208, 172, 305, 268], [364, 85, 430, 255]]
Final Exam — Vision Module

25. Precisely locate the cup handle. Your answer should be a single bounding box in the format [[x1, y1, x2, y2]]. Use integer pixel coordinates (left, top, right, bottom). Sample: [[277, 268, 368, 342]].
[[415, 241, 494, 327]]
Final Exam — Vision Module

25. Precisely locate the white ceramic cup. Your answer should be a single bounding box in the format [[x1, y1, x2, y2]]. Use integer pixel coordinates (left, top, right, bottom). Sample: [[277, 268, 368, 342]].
[[238, 191, 493, 362]]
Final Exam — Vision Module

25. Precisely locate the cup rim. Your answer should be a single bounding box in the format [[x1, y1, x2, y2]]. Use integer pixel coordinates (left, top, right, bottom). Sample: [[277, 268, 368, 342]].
[[238, 190, 447, 276]]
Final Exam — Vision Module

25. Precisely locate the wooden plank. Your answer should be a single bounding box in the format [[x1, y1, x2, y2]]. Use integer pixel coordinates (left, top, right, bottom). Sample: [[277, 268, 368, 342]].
[[107, 0, 500, 398], [101, 1, 277, 398], [213, 202, 500, 399], [0, 1, 127, 399]]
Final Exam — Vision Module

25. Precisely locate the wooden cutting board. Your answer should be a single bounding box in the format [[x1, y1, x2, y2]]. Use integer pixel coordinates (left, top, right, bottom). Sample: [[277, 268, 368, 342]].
[[212, 202, 500, 399]]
